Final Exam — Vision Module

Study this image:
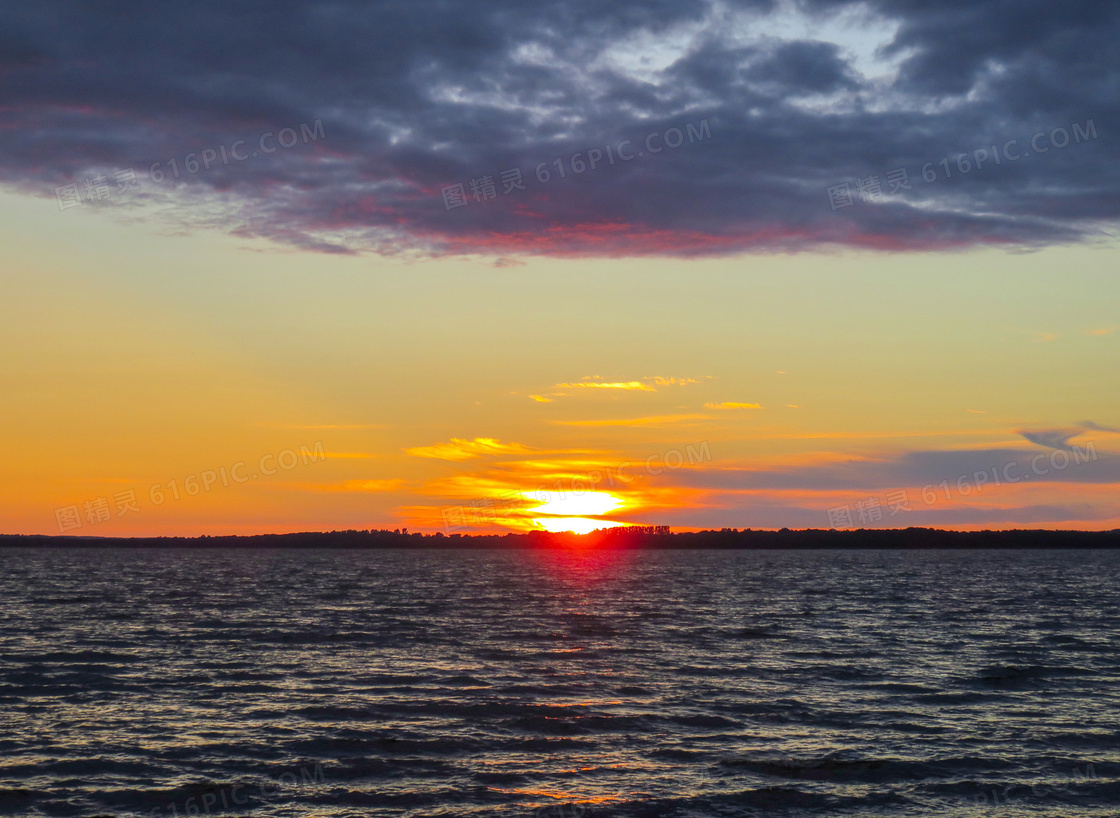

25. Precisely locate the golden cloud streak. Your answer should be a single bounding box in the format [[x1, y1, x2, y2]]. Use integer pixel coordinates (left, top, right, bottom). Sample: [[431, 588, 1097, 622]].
[[554, 381, 654, 390], [406, 437, 534, 460], [555, 413, 711, 427]]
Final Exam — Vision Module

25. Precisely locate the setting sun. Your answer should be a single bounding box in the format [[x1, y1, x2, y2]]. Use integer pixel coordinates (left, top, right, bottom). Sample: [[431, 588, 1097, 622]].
[[2, 2, 1119, 817], [522, 490, 624, 518], [520, 490, 627, 534], [533, 517, 628, 534]]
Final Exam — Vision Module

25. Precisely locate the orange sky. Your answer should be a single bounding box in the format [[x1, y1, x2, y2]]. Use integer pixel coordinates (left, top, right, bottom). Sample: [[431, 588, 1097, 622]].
[[1, 192, 1118, 536]]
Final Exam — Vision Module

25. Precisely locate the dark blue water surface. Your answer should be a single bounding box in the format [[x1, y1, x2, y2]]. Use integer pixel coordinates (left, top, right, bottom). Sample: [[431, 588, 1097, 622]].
[[0, 547, 1117, 817]]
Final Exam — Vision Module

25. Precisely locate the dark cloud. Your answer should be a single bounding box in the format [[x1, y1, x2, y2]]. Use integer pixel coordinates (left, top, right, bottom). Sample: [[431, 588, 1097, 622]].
[[1018, 428, 1084, 450], [1, 0, 1116, 256], [751, 40, 859, 93], [654, 499, 1110, 530], [1019, 422, 1120, 449], [669, 443, 1114, 492]]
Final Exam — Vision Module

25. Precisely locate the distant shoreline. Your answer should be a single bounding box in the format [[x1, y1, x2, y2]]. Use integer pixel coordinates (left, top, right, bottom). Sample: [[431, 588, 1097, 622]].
[[2, 528, 1119, 549]]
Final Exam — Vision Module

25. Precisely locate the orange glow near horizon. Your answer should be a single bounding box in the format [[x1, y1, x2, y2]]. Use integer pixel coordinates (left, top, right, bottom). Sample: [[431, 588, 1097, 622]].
[[1, 194, 1118, 537]]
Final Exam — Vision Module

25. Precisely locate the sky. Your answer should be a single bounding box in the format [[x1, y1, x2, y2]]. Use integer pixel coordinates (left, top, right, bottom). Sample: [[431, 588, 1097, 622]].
[[1, 0, 1118, 536]]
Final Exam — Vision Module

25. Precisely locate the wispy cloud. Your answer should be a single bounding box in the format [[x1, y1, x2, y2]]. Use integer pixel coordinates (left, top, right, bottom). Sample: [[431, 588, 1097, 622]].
[[556, 413, 711, 427], [704, 401, 761, 410], [554, 381, 654, 391], [406, 438, 534, 460], [1077, 420, 1120, 434], [649, 376, 708, 387], [545, 375, 708, 396], [404, 448, 710, 532]]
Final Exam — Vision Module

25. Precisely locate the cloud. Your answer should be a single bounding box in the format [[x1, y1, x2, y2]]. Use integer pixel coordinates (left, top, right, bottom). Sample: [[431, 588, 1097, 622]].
[[1078, 420, 1120, 433], [529, 394, 553, 402], [556, 413, 711, 427], [405, 437, 534, 460], [655, 498, 1115, 530], [649, 376, 707, 386], [404, 448, 710, 531], [2, 1, 1116, 257], [704, 401, 761, 409], [554, 381, 654, 390], [1088, 327, 1117, 336], [1018, 428, 1083, 450], [1019, 421, 1120, 449], [672, 444, 1115, 492], [547, 375, 707, 395]]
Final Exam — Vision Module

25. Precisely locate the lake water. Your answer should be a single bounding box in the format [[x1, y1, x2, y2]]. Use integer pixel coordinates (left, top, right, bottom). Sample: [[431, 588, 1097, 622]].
[[1, 547, 1117, 817]]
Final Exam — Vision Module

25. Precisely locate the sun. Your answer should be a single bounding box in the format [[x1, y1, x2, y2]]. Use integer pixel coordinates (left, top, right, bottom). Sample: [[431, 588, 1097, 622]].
[[523, 490, 623, 517], [522, 490, 627, 534], [534, 517, 627, 535]]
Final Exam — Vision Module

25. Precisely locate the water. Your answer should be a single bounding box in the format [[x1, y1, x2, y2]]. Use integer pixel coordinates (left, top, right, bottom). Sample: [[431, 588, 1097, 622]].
[[0, 547, 1117, 817]]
